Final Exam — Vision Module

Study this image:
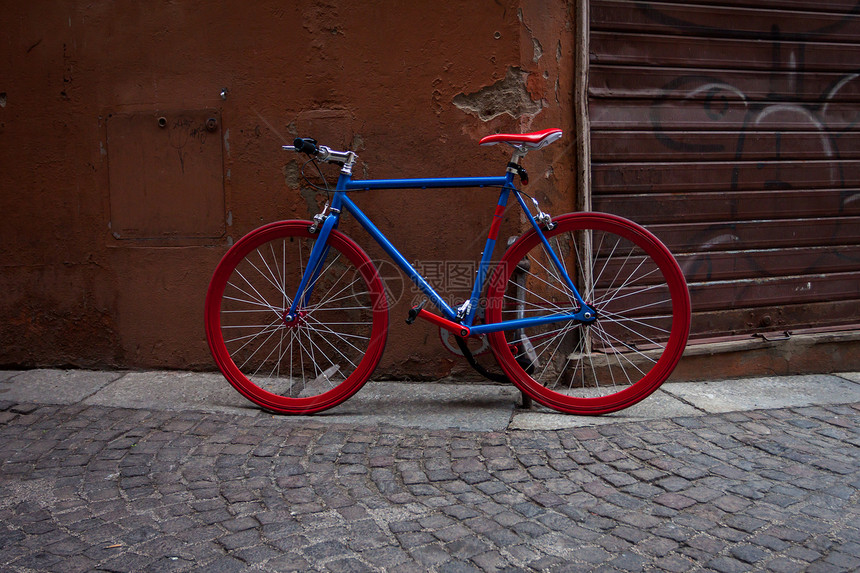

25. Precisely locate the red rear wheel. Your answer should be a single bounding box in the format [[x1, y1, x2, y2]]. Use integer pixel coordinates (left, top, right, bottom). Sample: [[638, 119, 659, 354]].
[[486, 213, 690, 414]]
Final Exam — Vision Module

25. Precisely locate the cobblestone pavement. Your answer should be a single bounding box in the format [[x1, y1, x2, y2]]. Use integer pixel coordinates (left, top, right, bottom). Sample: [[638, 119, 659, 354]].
[[0, 400, 858, 572]]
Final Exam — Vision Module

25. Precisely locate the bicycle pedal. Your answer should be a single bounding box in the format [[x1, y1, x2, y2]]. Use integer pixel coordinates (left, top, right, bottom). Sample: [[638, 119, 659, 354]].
[[406, 300, 427, 325]]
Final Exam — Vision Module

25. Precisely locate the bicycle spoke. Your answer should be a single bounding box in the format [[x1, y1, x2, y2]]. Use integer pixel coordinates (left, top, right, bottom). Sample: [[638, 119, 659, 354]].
[[597, 307, 671, 336], [250, 325, 290, 380], [304, 313, 371, 350], [301, 322, 359, 373], [300, 251, 345, 304], [235, 319, 284, 371], [249, 246, 290, 302], [526, 249, 578, 304], [533, 321, 576, 384], [596, 315, 667, 355], [223, 318, 282, 346], [225, 273, 284, 317], [597, 285, 672, 312], [591, 325, 651, 375]]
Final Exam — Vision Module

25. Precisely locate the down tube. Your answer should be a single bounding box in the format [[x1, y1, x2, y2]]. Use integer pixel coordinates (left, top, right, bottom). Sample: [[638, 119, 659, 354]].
[[338, 194, 457, 320]]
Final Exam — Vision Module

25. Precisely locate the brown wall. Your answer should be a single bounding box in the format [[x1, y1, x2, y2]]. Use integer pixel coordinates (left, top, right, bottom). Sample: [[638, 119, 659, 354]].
[[0, 1, 576, 376]]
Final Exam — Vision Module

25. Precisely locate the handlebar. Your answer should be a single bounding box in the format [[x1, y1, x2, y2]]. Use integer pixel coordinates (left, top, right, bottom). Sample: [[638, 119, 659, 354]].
[[283, 137, 358, 174], [291, 137, 319, 155]]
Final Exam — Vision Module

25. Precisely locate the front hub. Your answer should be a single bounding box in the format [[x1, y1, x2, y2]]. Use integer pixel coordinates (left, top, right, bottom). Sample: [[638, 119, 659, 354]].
[[283, 310, 307, 328]]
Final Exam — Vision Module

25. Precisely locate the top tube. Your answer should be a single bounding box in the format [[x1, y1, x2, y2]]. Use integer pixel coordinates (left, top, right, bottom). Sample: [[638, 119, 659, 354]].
[[342, 176, 510, 192]]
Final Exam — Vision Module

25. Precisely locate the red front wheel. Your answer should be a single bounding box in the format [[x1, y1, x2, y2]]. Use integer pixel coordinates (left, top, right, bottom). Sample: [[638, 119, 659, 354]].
[[486, 213, 691, 414], [204, 221, 389, 414]]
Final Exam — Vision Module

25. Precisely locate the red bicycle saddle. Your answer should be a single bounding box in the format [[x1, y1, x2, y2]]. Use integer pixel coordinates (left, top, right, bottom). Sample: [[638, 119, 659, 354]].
[[479, 128, 563, 149]]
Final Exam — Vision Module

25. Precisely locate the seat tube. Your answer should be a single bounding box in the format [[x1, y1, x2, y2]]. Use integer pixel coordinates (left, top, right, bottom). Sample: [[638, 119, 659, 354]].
[[465, 181, 513, 325]]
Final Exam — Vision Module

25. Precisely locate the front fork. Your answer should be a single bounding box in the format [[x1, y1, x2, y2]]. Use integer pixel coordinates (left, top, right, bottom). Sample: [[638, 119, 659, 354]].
[[283, 207, 340, 324]]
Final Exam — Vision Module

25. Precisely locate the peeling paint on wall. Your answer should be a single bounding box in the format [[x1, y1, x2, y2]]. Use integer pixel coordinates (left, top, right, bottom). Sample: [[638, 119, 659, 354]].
[[531, 37, 543, 63], [452, 67, 543, 121]]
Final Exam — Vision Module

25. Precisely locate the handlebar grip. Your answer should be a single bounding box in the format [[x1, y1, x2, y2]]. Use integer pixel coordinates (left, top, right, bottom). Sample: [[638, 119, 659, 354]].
[[293, 137, 319, 156]]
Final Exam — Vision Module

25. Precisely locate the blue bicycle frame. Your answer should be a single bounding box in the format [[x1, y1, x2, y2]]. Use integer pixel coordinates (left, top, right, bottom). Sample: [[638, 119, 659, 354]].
[[285, 170, 596, 334]]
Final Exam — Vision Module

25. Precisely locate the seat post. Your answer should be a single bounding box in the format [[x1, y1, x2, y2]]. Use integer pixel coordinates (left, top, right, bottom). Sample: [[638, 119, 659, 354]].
[[509, 147, 527, 165], [506, 147, 530, 186], [506, 147, 528, 176]]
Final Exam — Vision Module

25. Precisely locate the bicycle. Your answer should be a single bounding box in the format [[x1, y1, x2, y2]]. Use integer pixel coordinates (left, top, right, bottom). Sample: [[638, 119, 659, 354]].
[[204, 128, 691, 415]]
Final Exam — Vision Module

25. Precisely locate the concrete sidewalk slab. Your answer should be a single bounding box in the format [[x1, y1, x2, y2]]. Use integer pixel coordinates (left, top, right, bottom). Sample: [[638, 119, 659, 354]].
[[509, 387, 702, 430], [1, 369, 859, 431], [83, 372, 520, 431], [289, 382, 520, 432], [83, 370, 260, 416], [663, 373, 860, 413], [0, 370, 23, 383], [508, 373, 860, 430], [840, 371, 860, 383], [0, 369, 124, 405]]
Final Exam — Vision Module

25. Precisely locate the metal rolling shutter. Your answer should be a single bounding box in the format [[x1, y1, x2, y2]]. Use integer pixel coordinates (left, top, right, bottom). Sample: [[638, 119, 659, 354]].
[[588, 0, 860, 340]]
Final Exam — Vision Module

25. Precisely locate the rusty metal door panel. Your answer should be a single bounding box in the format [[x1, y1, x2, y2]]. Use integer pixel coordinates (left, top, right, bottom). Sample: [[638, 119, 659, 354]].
[[600, 246, 860, 283], [593, 161, 860, 193], [676, 0, 860, 11], [106, 110, 224, 242], [651, 218, 860, 251], [590, 65, 860, 101], [691, 299, 860, 338], [675, 247, 860, 282], [592, 1, 860, 42], [590, 0, 860, 339], [591, 32, 860, 72], [688, 272, 859, 311], [592, 132, 860, 162], [590, 100, 860, 131], [595, 190, 860, 224]]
